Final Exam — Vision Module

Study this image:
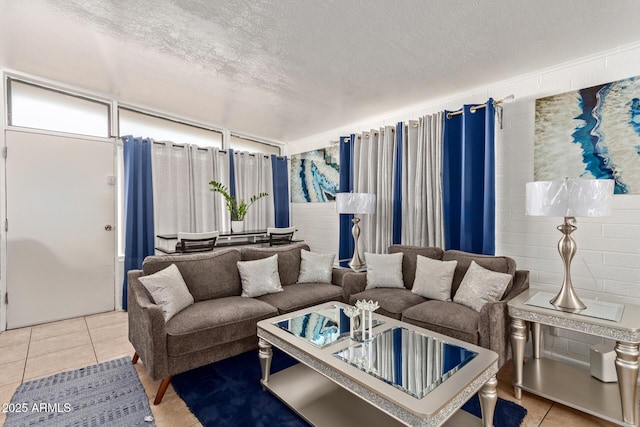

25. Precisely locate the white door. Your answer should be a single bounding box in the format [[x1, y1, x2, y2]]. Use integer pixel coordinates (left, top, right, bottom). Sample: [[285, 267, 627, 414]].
[[5, 130, 115, 328]]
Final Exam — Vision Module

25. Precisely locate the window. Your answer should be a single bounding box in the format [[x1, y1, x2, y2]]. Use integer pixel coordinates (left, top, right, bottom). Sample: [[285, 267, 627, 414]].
[[116, 108, 223, 255], [8, 79, 110, 137], [230, 134, 281, 156], [119, 108, 222, 147]]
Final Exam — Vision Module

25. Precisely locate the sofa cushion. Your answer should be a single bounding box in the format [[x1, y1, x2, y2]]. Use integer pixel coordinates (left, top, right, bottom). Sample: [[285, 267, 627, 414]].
[[411, 256, 457, 301], [138, 264, 194, 322], [365, 252, 404, 290], [402, 300, 480, 344], [237, 254, 283, 297], [453, 261, 512, 312], [257, 283, 343, 314], [389, 245, 444, 289], [142, 249, 242, 302], [298, 250, 335, 283], [165, 296, 278, 357], [241, 243, 310, 286], [349, 288, 426, 320], [443, 250, 516, 296]]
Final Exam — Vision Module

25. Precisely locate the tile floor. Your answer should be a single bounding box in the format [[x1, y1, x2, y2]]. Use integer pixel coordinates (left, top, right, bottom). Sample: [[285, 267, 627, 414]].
[[0, 311, 617, 427]]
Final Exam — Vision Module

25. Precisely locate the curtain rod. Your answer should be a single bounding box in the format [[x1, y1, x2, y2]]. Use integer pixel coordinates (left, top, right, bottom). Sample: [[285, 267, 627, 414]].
[[139, 141, 272, 158], [153, 140, 187, 148], [446, 95, 515, 119], [332, 118, 435, 143]]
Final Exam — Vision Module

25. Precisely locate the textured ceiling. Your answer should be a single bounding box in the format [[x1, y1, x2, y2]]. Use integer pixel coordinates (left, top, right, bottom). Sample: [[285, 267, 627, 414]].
[[1, 0, 640, 143]]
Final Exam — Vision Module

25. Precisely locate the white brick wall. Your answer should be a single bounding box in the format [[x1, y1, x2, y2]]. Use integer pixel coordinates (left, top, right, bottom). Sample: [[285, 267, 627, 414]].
[[290, 202, 339, 255], [286, 41, 640, 368]]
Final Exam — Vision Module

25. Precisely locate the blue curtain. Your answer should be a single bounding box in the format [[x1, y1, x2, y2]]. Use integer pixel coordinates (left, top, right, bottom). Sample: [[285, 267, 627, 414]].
[[392, 122, 403, 244], [442, 100, 496, 255], [338, 135, 355, 262], [271, 155, 290, 227], [122, 136, 155, 310]]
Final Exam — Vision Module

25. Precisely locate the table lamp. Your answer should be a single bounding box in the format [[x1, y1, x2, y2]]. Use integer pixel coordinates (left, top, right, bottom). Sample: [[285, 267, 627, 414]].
[[526, 178, 614, 311], [336, 192, 376, 271]]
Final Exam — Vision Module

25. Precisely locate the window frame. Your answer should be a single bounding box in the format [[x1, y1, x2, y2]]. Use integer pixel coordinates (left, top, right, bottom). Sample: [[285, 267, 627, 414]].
[[7, 77, 112, 138], [229, 133, 282, 156]]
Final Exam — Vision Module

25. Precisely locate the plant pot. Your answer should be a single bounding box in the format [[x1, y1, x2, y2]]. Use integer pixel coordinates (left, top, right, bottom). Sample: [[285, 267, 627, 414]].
[[231, 220, 244, 233]]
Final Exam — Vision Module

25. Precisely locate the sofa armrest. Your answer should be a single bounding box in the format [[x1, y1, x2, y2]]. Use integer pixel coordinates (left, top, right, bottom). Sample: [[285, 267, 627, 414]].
[[331, 267, 351, 287], [504, 270, 530, 301], [341, 271, 367, 303], [478, 300, 510, 367], [127, 270, 169, 380], [477, 269, 529, 368]]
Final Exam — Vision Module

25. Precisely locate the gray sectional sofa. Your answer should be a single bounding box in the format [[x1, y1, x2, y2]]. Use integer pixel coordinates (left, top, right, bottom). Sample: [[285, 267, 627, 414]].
[[342, 245, 529, 367], [127, 243, 349, 404], [128, 241, 528, 405]]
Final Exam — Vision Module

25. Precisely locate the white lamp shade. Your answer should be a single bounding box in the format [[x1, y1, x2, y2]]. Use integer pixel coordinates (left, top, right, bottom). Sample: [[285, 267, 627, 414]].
[[335, 193, 376, 214], [526, 179, 614, 217]]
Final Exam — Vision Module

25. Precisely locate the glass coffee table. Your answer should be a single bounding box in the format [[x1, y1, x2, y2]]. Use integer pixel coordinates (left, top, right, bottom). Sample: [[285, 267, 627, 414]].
[[257, 301, 499, 426]]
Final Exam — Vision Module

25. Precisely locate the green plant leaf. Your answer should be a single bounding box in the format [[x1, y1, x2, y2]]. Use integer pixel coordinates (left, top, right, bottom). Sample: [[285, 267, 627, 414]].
[[209, 180, 269, 221]]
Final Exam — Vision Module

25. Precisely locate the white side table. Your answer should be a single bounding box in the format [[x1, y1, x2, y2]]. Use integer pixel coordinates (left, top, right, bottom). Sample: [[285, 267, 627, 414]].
[[508, 289, 640, 426]]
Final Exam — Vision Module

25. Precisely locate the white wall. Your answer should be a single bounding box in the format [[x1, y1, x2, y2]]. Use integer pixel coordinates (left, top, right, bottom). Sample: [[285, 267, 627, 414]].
[[285, 41, 640, 367], [290, 202, 339, 255], [0, 72, 6, 331]]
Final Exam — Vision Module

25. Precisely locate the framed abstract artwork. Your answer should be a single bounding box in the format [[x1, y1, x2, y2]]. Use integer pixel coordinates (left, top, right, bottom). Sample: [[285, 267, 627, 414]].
[[534, 75, 640, 194], [290, 146, 339, 202]]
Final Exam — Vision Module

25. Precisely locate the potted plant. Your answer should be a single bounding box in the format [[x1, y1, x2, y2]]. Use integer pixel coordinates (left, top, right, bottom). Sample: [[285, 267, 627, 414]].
[[209, 180, 268, 233]]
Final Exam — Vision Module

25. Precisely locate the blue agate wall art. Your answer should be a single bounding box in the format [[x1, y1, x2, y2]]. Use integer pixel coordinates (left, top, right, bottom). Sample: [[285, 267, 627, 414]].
[[290, 145, 339, 202], [534, 75, 640, 194]]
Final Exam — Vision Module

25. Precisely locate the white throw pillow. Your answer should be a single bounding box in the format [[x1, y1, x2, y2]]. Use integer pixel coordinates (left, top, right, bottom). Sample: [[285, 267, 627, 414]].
[[365, 252, 404, 290], [138, 264, 194, 322], [453, 261, 512, 312], [298, 250, 335, 283], [411, 256, 458, 301], [237, 254, 283, 297]]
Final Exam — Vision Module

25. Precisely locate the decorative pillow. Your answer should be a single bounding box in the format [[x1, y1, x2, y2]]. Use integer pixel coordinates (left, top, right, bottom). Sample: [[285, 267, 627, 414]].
[[237, 254, 283, 297], [453, 261, 512, 312], [411, 255, 458, 301], [138, 264, 194, 322], [298, 250, 335, 283], [365, 252, 404, 290]]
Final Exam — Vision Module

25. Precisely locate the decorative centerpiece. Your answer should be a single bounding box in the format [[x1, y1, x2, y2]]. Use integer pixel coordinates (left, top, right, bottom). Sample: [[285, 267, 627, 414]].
[[343, 305, 361, 341], [355, 300, 380, 342], [209, 180, 268, 232]]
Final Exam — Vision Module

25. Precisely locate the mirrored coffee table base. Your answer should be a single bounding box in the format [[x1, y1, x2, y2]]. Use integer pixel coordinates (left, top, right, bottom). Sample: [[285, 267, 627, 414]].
[[261, 362, 489, 427]]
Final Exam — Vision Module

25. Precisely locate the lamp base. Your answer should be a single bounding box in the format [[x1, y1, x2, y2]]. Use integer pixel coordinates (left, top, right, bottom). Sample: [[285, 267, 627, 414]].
[[348, 260, 366, 272], [349, 217, 364, 271], [550, 284, 586, 312], [550, 217, 586, 312]]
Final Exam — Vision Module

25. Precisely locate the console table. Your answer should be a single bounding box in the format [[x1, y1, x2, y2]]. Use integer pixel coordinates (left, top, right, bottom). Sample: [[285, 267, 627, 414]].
[[155, 230, 301, 254], [508, 289, 640, 426]]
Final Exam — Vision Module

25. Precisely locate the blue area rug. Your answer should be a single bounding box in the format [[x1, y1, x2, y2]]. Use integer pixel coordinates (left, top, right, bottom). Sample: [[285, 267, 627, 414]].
[[172, 349, 526, 427]]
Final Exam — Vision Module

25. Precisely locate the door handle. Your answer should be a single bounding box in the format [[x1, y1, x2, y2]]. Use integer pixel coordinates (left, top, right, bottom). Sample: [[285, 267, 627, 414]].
[[105, 225, 113, 231]]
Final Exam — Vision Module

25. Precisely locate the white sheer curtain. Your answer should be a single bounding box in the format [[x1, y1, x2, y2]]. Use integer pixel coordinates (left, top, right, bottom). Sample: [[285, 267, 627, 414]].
[[233, 151, 274, 230], [401, 113, 444, 247], [151, 141, 192, 239], [151, 143, 275, 239], [353, 126, 396, 254], [190, 146, 230, 232]]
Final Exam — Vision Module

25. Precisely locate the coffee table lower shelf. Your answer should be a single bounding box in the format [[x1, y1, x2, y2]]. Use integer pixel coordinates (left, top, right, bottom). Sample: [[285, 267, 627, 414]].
[[518, 358, 640, 426], [262, 362, 483, 427]]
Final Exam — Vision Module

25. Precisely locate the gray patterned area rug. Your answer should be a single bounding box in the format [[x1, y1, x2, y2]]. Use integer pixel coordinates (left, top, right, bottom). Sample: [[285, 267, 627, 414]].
[[4, 356, 155, 427]]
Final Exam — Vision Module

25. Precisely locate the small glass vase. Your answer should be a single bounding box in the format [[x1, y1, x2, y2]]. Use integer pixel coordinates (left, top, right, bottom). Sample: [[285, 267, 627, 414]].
[[355, 300, 380, 342], [343, 306, 361, 341]]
